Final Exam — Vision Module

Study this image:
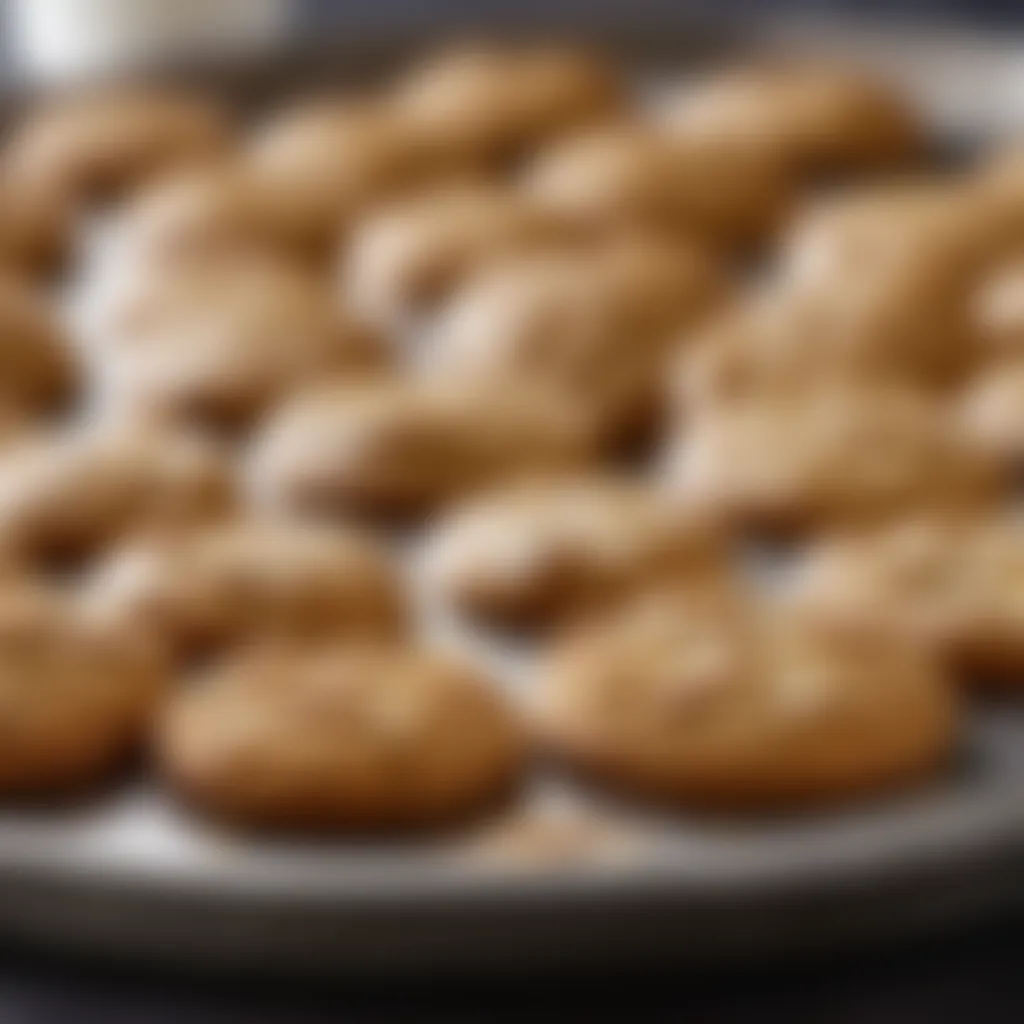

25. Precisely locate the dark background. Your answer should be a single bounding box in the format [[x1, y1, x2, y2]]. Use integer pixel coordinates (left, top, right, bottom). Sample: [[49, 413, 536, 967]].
[[298, 0, 1024, 28], [5, 916, 1024, 1023]]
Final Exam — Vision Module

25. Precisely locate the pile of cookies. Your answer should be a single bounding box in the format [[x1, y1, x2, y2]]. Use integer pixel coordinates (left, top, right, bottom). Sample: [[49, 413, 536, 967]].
[[0, 44, 1019, 830]]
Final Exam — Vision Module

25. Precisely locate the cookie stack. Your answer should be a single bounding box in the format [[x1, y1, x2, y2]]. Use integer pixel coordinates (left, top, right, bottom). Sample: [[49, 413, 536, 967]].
[[0, 46, 1016, 830]]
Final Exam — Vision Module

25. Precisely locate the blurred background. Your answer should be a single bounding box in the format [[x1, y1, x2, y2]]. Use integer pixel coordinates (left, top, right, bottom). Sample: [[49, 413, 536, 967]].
[[5, 0, 1024, 82]]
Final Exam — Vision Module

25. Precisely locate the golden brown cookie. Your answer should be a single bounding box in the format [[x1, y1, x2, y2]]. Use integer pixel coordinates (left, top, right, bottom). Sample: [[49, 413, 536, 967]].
[[0, 177, 73, 278], [522, 126, 790, 248], [797, 513, 1024, 687], [158, 642, 525, 829], [424, 476, 722, 629], [247, 380, 592, 520], [672, 294, 846, 418], [431, 237, 722, 443], [782, 182, 1006, 291], [661, 62, 922, 180], [247, 99, 435, 260], [972, 145, 1024, 248], [673, 274, 970, 417], [973, 260, 1024, 357], [0, 274, 76, 420], [87, 520, 406, 662], [978, 143, 1024, 187], [104, 163, 322, 271], [391, 45, 622, 169], [537, 585, 957, 808], [5, 88, 227, 207], [90, 255, 388, 436], [345, 183, 569, 331], [773, 184, 1009, 388], [957, 359, 1024, 474], [0, 428, 233, 570], [0, 582, 165, 794], [591, 233, 726, 336], [666, 385, 994, 531]]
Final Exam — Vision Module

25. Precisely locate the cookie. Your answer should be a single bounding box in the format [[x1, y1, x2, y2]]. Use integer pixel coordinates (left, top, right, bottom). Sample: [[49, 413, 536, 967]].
[[957, 360, 1024, 474], [430, 238, 722, 443], [0, 274, 76, 420], [782, 183, 1006, 292], [661, 62, 922, 180], [424, 476, 722, 628], [979, 143, 1024, 188], [673, 295, 841, 418], [974, 260, 1024, 357], [0, 429, 233, 570], [537, 585, 956, 808], [0, 177, 73, 279], [973, 145, 1024, 245], [391, 45, 622, 169], [158, 642, 525, 828], [104, 163, 319, 272], [6, 88, 227, 207], [591, 233, 726, 336], [87, 520, 406, 662], [674, 278, 967, 417], [247, 380, 592, 520], [522, 126, 790, 248], [89, 255, 388, 436], [667, 385, 994, 531], [345, 184, 569, 331], [0, 583, 165, 794], [247, 99, 433, 260], [798, 513, 1024, 687], [774, 185, 1008, 388]]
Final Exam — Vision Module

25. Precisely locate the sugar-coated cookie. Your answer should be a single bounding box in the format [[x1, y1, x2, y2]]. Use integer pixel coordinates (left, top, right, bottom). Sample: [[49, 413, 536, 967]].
[[775, 185, 1010, 388], [247, 380, 592, 520], [6, 88, 227, 207], [0, 274, 76, 420], [90, 255, 388, 436], [391, 45, 622, 169], [87, 520, 406, 662], [0, 429, 233, 569], [957, 360, 1024, 474], [424, 476, 722, 628], [973, 145, 1024, 246], [662, 62, 922, 179], [667, 385, 994, 531], [158, 642, 525, 828], [0, 583, 165, 793], [538, 586, 957, 807], [431, 237, 722, 443], [797, 513, 1024, 687], [522, 126, 789, 248], [248, 99, 435, 259], [345, 184, 569, 331], [105, 163, 323, 271], [974, 260, 1024, 357], [782, 183, 1007, 290], [673, 295, 846, 417], [673, 277, 968, 417], [0, 177, 73, 278]]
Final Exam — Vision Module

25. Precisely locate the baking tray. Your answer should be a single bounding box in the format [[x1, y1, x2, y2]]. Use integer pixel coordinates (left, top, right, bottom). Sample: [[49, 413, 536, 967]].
[[1, 18, 1024, 972], [0, 706, 1022, 972]]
